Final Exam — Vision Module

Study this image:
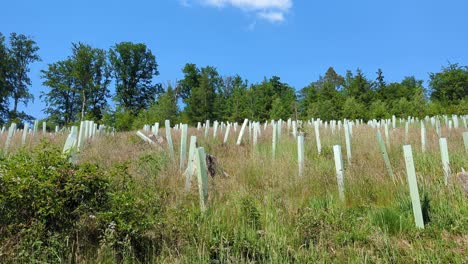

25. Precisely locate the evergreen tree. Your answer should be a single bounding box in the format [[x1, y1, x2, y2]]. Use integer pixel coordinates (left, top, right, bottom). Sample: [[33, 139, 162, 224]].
[[177, 63, 200, 100], [369, 100, 389, 119], [343, 69, 374, 106], [224, 75, 249, 122], [342, 97, 367, 120], [375, 68, 386, 91], [184, 66, 220, 123]]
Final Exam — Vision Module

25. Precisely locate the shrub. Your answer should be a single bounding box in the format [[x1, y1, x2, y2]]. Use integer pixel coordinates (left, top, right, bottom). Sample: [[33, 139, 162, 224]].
[[0, 141, 110, 261], [0, 141, 168, 262]]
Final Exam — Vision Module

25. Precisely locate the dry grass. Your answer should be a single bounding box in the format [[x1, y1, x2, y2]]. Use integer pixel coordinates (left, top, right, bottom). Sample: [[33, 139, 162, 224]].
[[0, 120, 467, 263]]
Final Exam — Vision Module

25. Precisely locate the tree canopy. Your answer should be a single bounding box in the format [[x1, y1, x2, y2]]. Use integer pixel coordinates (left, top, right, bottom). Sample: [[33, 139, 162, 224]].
[[1, 32, 468, 129], [109, 42, 162, 114]]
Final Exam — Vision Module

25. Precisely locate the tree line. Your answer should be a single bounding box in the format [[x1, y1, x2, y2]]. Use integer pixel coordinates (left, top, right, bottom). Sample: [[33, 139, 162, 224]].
[[1, 32, 467, 129]]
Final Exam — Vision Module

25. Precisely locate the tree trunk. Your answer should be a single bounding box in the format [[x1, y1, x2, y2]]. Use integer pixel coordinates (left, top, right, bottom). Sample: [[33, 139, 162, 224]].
[[81, 93, 86, 121]]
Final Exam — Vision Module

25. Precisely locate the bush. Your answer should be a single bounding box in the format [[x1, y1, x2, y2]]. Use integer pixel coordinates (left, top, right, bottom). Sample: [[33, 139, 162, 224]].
[[0, 142, 110, 261], [0, 141, 167, 262]]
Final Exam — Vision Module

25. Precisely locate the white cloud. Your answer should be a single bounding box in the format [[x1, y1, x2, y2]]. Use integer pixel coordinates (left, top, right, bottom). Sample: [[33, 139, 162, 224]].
[[180, 0, 191, 7], [257, 11, 284, 22], [203, 0, 291, 11], [198, 0, 292, 23]]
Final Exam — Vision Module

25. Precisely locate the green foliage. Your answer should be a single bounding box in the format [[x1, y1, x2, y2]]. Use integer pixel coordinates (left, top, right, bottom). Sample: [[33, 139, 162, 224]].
[[240, 196, 262, 230], [41, 59, 78, 125], [369, 99, 389, 119], [0, 32, 40, 124], [430, 63, 468, 103], [269, 97, 289, 120], [0, 141, 169, 262], [0, 33, 9, 124], [183, 65, 220, 123], [223, 75, 251, 122], [113, 106, 134, 131], [131, 85, 178, 130], [109, 42, 162, 114], [0, 30, 465, 126], [343, 97, 367, 120], [250, 76, 296, 121], [41, 42, 111, 124], [343, 68, 375, 106], [4, 33, 40, 122], [0, 142, 109, 260]]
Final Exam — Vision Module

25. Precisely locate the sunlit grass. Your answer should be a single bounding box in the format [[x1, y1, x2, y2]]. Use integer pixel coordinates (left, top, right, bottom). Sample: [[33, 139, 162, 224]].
[[0, 121, 467, 263]]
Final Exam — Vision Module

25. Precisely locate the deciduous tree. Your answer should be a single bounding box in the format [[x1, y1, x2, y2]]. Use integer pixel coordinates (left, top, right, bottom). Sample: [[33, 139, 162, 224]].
[[7, 33, 40, 121], [109, 42, 161, 114]]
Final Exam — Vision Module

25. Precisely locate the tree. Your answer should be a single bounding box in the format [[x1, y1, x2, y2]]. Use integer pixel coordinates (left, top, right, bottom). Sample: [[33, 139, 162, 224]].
[[300, 67, 344, 120], [71, 43, 111, 121], [429, 63, 468, 103], [299, 83, 318, 118], [343, 69, 374, 106], [224, 75, 249, 122], [41, 59, 79, 125], [270, 97, 289, 120], [249, 79, 273, 121], [316, 67, 345, 90], [41, 43, 111, 123], [132, 84, 179, 130], [375, 68, 386, 91], [0, 33, 9, 124], [183, 65, 220, 123], [315, 82, 343, 120], [6, 33, 40, 121], [342, 97, 367, 120], [248, 76, 295, 121], [177, 63, 200, 100], [369, 100, 389, 119], [390, 98, 414, 118], [109, 42, 162, 114]]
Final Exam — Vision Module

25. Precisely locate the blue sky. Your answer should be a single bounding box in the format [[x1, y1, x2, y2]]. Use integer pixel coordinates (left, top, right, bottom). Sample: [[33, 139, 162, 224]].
[[1, 0, 467, 119]]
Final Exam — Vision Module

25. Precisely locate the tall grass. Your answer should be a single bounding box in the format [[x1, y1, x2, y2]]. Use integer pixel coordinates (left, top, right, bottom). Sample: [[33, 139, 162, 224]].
[[0, 121, 467, 263]]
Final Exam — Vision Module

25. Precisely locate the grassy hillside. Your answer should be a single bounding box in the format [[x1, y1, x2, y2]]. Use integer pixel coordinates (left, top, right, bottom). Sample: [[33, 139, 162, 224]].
[[0, 120, 467, 263]]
